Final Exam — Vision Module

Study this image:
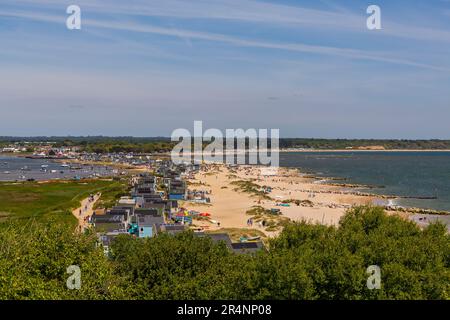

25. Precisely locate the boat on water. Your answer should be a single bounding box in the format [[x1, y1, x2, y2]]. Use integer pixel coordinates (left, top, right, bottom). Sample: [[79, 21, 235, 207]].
[[26, 153, 47, 159]]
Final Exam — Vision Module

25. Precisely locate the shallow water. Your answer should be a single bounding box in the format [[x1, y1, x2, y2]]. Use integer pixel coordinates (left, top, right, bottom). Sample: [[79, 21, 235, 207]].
[[279, 151, 450, 212]]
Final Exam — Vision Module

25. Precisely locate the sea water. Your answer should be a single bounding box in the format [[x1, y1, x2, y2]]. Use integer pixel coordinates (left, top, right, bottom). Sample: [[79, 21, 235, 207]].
[[280, 151, 450, 212]]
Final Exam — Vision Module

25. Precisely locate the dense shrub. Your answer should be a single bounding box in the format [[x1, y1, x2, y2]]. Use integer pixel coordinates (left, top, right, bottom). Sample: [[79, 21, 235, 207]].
[[0, 206, 448, 300]]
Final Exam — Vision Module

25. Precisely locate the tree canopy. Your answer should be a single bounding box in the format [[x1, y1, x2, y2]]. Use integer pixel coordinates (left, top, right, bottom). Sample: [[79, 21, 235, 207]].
[[0, 206, 448, 300]]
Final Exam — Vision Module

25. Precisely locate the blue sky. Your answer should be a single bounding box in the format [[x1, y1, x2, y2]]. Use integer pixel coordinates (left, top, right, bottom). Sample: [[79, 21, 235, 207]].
[[0, 0, 449, 138]]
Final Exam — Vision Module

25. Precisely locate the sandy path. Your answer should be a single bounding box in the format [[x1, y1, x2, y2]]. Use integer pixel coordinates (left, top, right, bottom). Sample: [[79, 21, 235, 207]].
[[72, 193, 101, 232]]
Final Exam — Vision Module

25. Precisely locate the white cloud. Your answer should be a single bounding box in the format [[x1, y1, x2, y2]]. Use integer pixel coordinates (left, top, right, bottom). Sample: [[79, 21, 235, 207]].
[[4, 0, 450, 43], [1, 8, 449, 72]]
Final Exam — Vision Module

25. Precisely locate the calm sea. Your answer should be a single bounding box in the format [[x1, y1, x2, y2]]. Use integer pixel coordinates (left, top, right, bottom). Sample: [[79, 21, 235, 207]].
[[0, 156, 116, 181], [279, 151, 450, 212]]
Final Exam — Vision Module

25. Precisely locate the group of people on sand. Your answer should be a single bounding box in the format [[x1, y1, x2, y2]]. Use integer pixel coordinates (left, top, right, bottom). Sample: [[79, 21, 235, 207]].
[[88, 193, 100, 203], [78, 193, 99, 217], [247, 217, 267, 228]]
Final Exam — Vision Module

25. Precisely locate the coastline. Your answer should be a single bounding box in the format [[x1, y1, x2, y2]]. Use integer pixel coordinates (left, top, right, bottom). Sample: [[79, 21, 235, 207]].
[[181, 163, 450, 237], [2, 153, 449, 234], [280, 149, 450, 152]]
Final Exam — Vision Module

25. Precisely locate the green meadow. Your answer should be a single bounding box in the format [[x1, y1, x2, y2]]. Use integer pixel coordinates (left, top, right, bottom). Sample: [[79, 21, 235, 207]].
[[0, 179, 125, 226]]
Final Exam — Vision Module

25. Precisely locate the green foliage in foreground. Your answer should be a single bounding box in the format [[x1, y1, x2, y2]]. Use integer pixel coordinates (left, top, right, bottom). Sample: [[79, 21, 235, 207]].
[[0, 207, 448, 300]]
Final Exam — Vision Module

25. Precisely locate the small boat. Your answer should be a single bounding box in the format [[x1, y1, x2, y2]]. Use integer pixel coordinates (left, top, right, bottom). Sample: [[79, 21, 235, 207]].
[[239, 236, 261, 242], [277, 203, 290, 207]]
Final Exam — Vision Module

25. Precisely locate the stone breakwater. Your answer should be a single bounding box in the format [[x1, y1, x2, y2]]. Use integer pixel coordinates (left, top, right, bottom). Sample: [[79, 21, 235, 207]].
[[289, 188, 436, 201], [385, 206, 450, 216]]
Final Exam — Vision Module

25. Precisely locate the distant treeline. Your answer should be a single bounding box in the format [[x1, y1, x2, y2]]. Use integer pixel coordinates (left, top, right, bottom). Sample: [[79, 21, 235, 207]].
[[0, 136, 170, 144], [279, 139, 450, 150], [3, 137, 450, 153], [0, 137, 173, 154]]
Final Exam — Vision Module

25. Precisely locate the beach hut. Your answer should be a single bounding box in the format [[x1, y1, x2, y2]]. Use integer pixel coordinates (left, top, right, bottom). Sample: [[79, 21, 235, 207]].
[[174, 213, 193, 225]]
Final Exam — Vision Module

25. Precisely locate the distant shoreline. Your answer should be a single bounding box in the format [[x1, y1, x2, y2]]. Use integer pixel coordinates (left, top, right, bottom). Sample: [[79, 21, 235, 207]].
[[280, 149, 450, 152], [3, 149, 450, 158]]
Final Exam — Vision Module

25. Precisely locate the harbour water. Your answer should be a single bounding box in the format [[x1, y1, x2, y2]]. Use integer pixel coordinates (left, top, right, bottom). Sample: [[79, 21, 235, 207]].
[[0, 156, 117, 181]]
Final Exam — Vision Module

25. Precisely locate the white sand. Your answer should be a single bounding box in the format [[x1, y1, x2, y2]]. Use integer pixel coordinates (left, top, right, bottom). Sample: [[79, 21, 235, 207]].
[[181, 164, 381, 237]]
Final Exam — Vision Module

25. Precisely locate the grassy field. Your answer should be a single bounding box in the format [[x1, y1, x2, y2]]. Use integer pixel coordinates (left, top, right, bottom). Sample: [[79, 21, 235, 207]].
[[93, 179, 131, 210], [0, 179, 126, 227]]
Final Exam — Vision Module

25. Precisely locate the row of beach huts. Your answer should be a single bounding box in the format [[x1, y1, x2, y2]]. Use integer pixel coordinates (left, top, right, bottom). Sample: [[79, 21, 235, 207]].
[[91, 161, 264, 255]]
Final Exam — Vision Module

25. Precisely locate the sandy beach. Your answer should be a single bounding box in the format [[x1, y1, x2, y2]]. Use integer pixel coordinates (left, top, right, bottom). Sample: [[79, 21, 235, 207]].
[[180, 164, 387, 237]]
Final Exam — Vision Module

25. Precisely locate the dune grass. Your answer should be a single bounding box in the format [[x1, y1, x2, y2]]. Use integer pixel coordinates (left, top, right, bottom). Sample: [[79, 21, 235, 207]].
[[0, 179, 121, 227], [207, 227, 267, 242], [93, 179, 131, 210]]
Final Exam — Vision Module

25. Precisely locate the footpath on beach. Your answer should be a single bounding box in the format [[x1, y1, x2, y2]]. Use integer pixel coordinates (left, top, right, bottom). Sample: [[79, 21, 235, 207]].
[[72, 193, 101, 232]]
